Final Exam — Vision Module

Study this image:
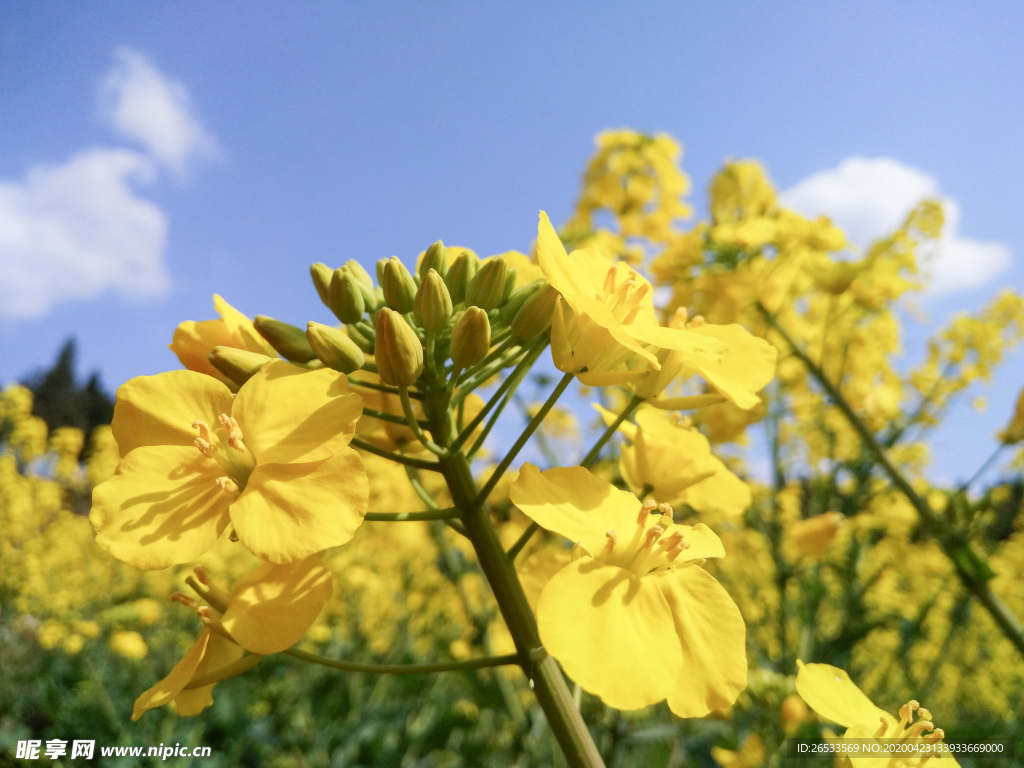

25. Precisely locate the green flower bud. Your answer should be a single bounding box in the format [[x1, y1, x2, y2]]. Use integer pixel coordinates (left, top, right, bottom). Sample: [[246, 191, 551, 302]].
[[376, 258, 389, 286], [328, 268, 366, 324], [418, 240, 448, 281], [343, 259, 374, 291], [253, 315, 317, 363], [382, 257, 417, 314], [346, 323, 376, 354], [414, 269, 453, 331], [445, 250, 480, 304], [499, 279, 545, 325], [465, 256, 507, 311], [306, 322, 365, 374], [311, 262, 333, 305], [450, 306, 491, 368], [500, 267, 518, 306], [375, 308, 424, 386], [209, 347, 272, 387], [511, 284, 559, 341]]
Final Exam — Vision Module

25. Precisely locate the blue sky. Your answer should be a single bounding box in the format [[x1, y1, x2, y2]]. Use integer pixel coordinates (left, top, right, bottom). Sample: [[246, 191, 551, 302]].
[[1, 2, 1022, 483]]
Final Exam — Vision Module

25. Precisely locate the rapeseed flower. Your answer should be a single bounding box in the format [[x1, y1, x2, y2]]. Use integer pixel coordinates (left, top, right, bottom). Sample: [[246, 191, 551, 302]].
[[796, 661, 959, 768], [91, 360, 368, 568], [133, 557, 331, 720], [510, 464, 747, 716], [169, 294, 277, 387]]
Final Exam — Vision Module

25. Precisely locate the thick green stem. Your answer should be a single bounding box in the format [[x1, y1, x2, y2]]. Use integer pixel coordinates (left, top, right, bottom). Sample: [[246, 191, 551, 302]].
[[758, 302, 1024, 658]]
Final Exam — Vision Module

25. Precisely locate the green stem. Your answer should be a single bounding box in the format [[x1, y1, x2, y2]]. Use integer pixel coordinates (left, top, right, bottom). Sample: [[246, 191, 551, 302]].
[[365, 508, 459, 521], [403, 463, 467, 536], [475, 372, 574, 506], [580, 394, 644, 469], [506, 523, 538, 561], [362, 406, 428, 427], [285, 648, 519, 675], [959, 443, 1006, 493], [451, 346, 530, 407], [758, 302, 1024, 659], [350, 437, 441, 471], [400, 386, 446, 455], [349, 377, 424, 400], [360, 361, 379, 373], [468, 342, 547, 459]]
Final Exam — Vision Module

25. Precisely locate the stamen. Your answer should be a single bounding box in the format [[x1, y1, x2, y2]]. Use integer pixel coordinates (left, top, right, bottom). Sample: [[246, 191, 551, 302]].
[[637, 499, 656, 526], [170, 592, 196, 608], [193, 565, 232, 608], [658, 503, 674, 521], [216, 476, 240, 494], [898, 700, 919, 727], [604, 531, 618, 554], [873, 717, 888, 738], [917, 707, 932, 721], [196, 606, 233, 639], [926, 728, 945, 742], [909, 721, 934, 738], [665, 532, 691, 561], [194, 437, 218, 458], [620, 283, 650, 324], [688, 315, 706, 328], [668, 307, 688, 330], [603, 265, 618, 294], [644, 525, 665, 549], [218, 413, 246, 452], [192, 419, 213, 442]]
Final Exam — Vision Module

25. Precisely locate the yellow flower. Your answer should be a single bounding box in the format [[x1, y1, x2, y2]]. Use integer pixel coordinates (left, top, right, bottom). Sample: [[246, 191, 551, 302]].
[[788, 512, 844, 558], [91, 360, 368, 568], [595, 404, 751, 516], [510, 464, 747, 716], [796, 661, 959, 768], [132, 556, 331, 720], [537, 211, 726, 386], [109, 630, 148, 659], [169, 294, 277, 387]]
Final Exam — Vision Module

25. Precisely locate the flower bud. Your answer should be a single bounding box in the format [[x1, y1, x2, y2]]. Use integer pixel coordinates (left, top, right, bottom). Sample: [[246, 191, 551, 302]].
[[253, 315, 317, 363], [465, 256, 507, 311], [414, 269, 453, 331], [382, 257, 417, 314], [306, 322, 365, 374], [346, 323, 375, 354], [343, 259, 374, 291], [209, 347, 272, 387], [376, 258, 388, 286], [500, 267, 518, 305], [310, 262, 333, 305], [499, 278, 544, 325], [328, 268, 366, 324], [419, 240, 448, 281], [450, 307, 491, 368], [511, 284, 559, 341], [445, 250, 480, 304], [375, 308, 424, 386]]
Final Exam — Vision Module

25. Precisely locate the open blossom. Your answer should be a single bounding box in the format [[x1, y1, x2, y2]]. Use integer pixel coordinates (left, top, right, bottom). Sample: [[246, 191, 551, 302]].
[[594, 404, 751, 517], [510, 464, 747, 717], [169, 294, 277, 387], [537, 211, 727, 386], [133, 556, 332, 720], [91, 360, 368, 568], [796, 661, 959, 768]]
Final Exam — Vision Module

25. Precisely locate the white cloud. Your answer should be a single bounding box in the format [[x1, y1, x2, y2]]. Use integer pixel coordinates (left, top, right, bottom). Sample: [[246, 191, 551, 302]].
[[99, 47, 218, 177], [781, 157, 1010, 296], [0, 149, 170, 319]]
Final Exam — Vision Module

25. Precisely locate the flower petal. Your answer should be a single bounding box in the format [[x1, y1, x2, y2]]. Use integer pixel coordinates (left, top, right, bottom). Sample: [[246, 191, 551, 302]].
[[667, 523, 726, 562], [537, 558, 683, 710], [230, 448, 368, 564], [112, 371, 234, 458], [657, 566, 748, 717], [91, 446, 231, 569], [536, 211, 606, 305], [510, 464, 640, 556], [518, 544, 573, 613], [132, 628, 211, 721], [173, 632, 245, 716], [680, 457, 752, 517], [795, 661, 890, 729], [688, 324, 776, 410], [232, 360, 362, 465], [221, 555, 334, 654], [169, 319, 243, 385], [213, 294, 278, 356]]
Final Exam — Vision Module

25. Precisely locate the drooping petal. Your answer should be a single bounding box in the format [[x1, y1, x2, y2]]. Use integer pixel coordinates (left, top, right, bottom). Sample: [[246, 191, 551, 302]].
[[510, 464, 640, 556], [687, 324, 776, 410], [169, 319, 243, 385], [795, 661, 890, 729], [111, 371, 234, 458], [657, 566, 748, 717], [132, 628, 211, 721], [221, 555, 334, 654], [537, 558, 683, 711], [680, 457, 752, 517], [232, 360, 362, 465], [536, 211, 606, 307], [91, 446, 232, 569], [173, 631, 245, 716], [213, 294, 278, 357], [230, 448, 368, 564]]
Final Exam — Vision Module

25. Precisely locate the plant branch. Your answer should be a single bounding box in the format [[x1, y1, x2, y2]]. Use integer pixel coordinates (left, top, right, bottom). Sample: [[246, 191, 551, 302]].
[[284, 648, 520, 675], [349, 377, 424, 399], [350, 437, 442, 471], [365, 508, 460, 521]]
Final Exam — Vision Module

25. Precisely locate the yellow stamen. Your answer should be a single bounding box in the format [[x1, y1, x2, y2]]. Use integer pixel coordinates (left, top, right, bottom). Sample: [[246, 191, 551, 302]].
[[688, 315, 705, 328], [917, 707, 932, 721], [216, 476, 240, 494], [194, 437, 218, 458], [637, 500, 656, 526], [192, 419, 214, 442], [644, 525, 665, 549], [604, 531, 618, 554], [603, 265, 618, 295], [218, 413, 246, 452], [909, 721, 934, 738], [873, 717, 888, 738], [170, 592, 196, 608], [668, 307, 688, 329]]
